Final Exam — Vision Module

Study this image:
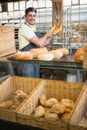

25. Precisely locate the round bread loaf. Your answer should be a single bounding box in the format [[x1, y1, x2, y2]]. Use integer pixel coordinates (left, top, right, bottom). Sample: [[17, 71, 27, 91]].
[[45, 110, 59, 121], [45, 98, 58, 107], [34, 105, 45, 117], [50, 102, 65, 114], [37, 52, 54, 61], [39, 94, 46, 106], [49, 49, 63, 59], [61, 113, 70, 123], [58, 48, 69, 56], [61, 99, 75, 108]]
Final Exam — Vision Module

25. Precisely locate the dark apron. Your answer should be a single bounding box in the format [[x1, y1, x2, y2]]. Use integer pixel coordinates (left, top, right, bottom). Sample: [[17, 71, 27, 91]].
[[17, 32, 41, 78]]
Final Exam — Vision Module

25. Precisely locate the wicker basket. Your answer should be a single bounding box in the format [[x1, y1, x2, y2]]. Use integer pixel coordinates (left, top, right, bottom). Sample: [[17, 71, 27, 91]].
[[0, 76, 43, 122], [0, 26, 16, 57], [16, 79, 85, 130], [68, 81, 87, 130]]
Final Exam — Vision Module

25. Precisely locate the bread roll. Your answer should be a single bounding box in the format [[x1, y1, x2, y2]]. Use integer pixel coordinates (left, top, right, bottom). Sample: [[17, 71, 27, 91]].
[[30, 47, 48, 57], [34, 105, 45, 117], [61, 99, 75, 109], [37, 52, 54, 61], [58, 48, 69, 56], [61, 113, 70, 123], [10, 102, 20, 110], [45, 110, 59, 121], [39, 94, 46, 106], [45, 98, 58, 107], [49, 49, 63, 59], [65, 107, 72, 113], [50, 102, 65, 114], [0, 99, 14, 109], [13, 51, 33, 60], [13, 90, 28, 102]]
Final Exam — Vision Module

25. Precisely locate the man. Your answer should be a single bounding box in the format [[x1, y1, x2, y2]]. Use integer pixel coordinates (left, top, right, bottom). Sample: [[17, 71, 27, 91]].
[[17, 7, 55, 78]]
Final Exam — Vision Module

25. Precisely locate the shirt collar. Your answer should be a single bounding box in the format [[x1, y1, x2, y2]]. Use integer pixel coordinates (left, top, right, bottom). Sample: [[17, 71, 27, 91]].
[[26, 22, 36, 31]]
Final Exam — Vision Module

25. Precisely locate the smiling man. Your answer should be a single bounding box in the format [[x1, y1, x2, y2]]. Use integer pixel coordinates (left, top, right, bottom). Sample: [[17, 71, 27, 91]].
[[17, 7, 55, 78]]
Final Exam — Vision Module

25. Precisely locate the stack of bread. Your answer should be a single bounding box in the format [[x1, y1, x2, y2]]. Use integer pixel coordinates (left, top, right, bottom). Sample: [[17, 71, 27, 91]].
[[83, 43, 87, 69], [73, 47, 84, 63], [13, 47, 69, 61], [34, 94, 75, 123]]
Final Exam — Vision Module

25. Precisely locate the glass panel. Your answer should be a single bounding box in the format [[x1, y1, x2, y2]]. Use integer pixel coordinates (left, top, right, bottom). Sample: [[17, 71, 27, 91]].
[[64, 0, 71, 6], [20, 1, 25, 10], [14, 2, 19, 11], [72, 0, 79, 5], [80, 0, 87, 4], [8, 2, 13, 11], [26, 1, 32, 8]]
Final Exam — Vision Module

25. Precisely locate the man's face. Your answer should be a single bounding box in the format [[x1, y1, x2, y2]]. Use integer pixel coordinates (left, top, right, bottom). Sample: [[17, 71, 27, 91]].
[[25, 11, 36, 25]]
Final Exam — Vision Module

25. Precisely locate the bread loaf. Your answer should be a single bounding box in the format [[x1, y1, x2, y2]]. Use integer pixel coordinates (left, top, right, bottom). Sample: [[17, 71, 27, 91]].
[[58, 48, 69, 56], [13, 51, 33, 60], [61, 99, 75, 109], [39, 94, 46, 106], [45, 110, 59, 121], [30, 47, 48, 57], [49, 23, 62, 35], [61, 113, 70, 123], [73, 47, 84, 62], [34, 105, 45, 117], [37, 52, 54, 61], [49, 49, 63, 59], [0, 99, 14, 109], [13, 90, 28, 102], [50, 102, 65, 114], [45, 98, 58, 107]]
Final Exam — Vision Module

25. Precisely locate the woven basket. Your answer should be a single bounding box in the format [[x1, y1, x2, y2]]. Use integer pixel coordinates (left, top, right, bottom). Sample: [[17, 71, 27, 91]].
[[16, 79, 85, 130], [0, 26, 16, 57], [0, 76, 43, 122], [68, 81, 87, 130]]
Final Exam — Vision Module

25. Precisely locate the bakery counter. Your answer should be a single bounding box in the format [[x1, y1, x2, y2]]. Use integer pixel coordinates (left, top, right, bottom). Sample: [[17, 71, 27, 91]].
[[0, 55, 86, 82], [0, 55, 82, 68]]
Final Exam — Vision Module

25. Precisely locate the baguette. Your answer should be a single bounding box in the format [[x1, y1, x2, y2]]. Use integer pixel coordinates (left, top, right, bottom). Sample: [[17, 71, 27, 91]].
[[49, 24, 57, 33]]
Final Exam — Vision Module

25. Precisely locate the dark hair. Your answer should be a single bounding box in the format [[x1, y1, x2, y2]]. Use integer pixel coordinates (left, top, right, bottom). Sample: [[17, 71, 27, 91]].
[[25, 7, 37, 16]]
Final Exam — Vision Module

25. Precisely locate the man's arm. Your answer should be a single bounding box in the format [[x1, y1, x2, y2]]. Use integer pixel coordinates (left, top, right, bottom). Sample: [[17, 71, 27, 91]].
[[29, 32, 55, 47]]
